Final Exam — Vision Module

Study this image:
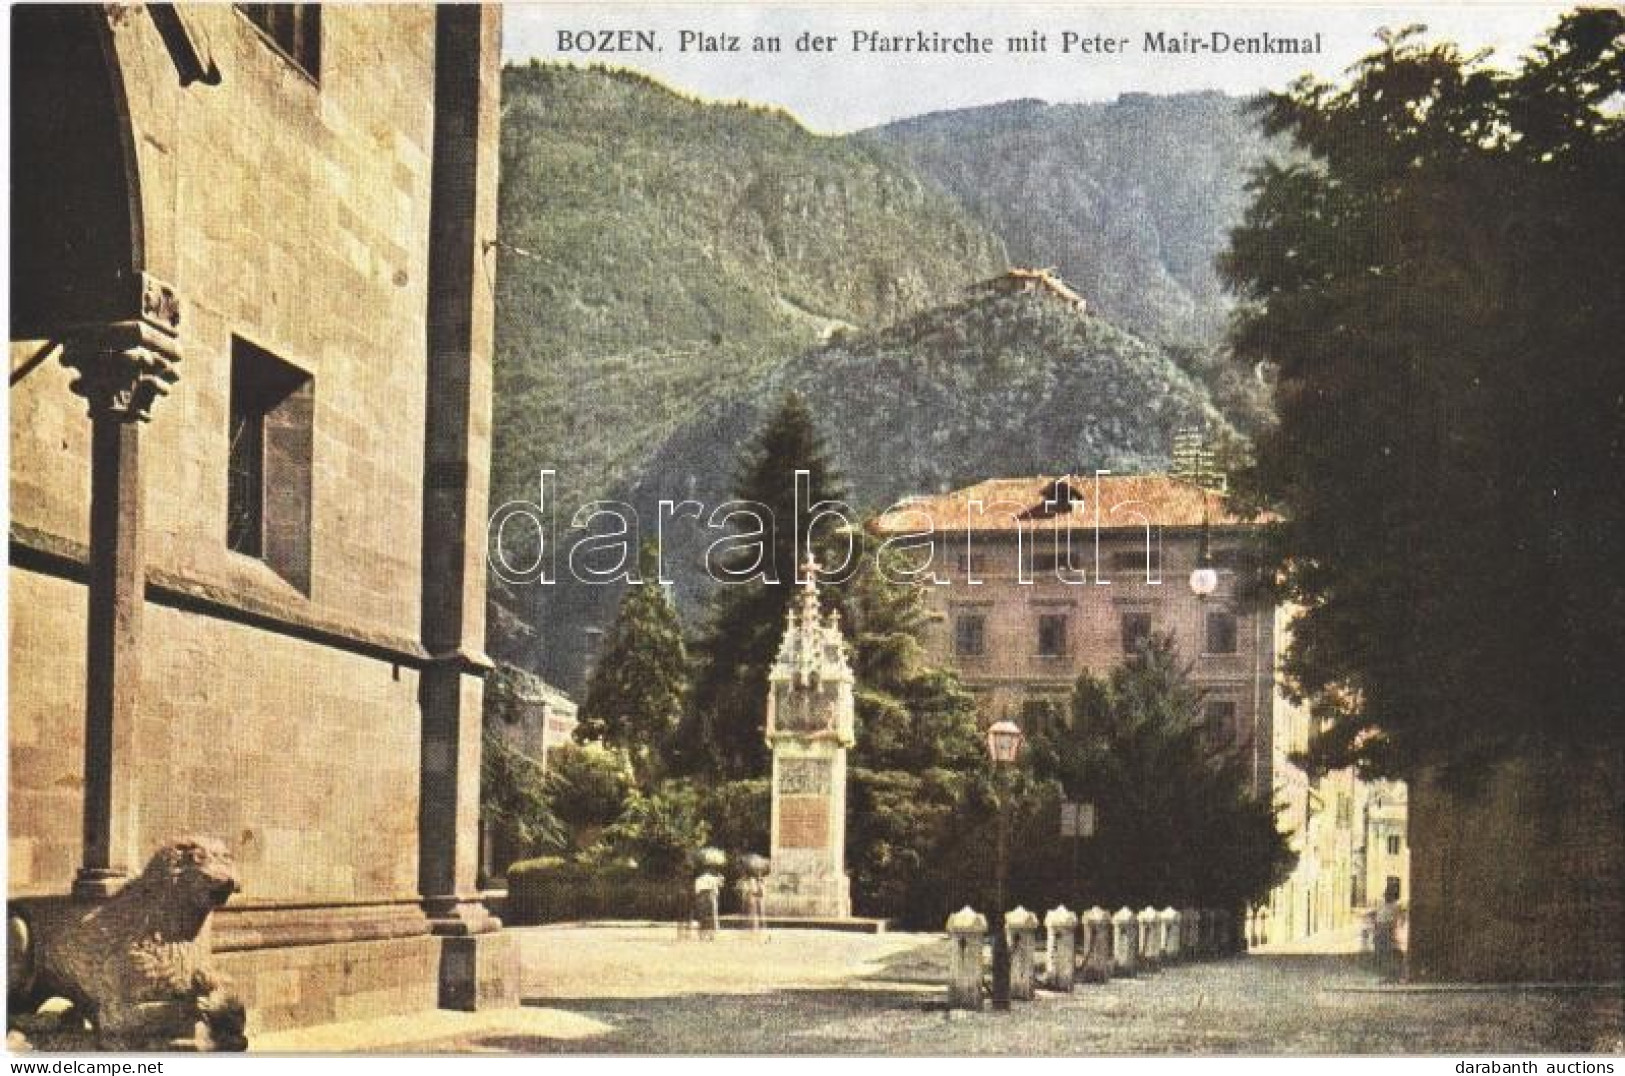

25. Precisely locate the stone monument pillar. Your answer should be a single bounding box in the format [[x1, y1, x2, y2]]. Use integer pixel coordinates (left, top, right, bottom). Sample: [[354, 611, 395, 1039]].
[[763, 559, 855, 919]]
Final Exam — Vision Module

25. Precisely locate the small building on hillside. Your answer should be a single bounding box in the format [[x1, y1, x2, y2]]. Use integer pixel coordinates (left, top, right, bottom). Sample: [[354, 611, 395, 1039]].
[[977, 267, 1088, 313]]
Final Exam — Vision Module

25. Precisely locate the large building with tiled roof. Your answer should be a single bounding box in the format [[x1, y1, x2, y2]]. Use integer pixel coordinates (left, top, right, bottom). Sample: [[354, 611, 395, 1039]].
[[871, 471, 1404, 944], [872, 472, 1276, 794]]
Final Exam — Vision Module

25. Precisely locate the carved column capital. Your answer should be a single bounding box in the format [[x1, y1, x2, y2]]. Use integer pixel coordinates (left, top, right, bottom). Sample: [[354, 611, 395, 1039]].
[[61, 274, 183, 423]]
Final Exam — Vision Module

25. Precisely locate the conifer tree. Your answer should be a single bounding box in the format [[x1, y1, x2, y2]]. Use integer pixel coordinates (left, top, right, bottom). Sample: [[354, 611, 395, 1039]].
[[679, 393, 848, 778], [1027, 634, 1294, 909], [578, 543, 689, 786]]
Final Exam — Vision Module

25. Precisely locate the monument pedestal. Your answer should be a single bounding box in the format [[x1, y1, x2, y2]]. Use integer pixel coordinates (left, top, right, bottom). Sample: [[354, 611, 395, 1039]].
[[765, 743, 852, 919], [763, 561, 856, 921]]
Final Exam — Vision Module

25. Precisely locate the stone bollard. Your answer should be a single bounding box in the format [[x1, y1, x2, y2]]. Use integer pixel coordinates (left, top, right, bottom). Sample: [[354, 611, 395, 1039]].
[[1137, 906, 1162, 972], [1079, 906, 1113, 983], [1005, 906, 1040, 1001], [945, 906, 987, 1010], [1181, 906, 1201, 957], [1111, 906, 1139, 977], [1044, 905, 1078, 992], [1159, 906, 1182, 964]]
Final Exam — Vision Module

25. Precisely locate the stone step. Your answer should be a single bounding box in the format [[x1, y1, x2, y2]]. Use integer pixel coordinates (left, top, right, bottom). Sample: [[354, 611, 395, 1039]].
[[716, 915, 892, 934]]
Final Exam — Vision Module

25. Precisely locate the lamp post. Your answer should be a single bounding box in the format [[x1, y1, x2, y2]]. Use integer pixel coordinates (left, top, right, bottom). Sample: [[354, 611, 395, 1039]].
[[986, 718, 1025, 1011], [1189, 494, 1218, 601]]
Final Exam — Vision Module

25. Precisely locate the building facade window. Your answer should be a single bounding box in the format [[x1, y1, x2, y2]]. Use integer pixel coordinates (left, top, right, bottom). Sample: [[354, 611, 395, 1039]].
[[1109, 547, 1162, 577], [1120, 611, 1152, 654], [1387, 834, 1402, 856], [1203, 699, 1237, 744], [1206, 610, 1239, 654], [1037, 613, 1068, 657], [953, 613, 986, 657], [228, 337, 314, 592], [239, 3, 322, 78], [1031, 549, 1086, 578]]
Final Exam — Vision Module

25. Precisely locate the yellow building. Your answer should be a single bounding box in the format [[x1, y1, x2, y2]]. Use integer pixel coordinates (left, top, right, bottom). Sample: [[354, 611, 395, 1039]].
[[1361, 781, 1410, 910], [872, 473, 1278, 797], [871, 473, 1406, 944]]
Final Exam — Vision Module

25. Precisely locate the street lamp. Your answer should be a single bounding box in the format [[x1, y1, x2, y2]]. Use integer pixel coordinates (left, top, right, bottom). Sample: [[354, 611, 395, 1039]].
[[986, 719, 1024, 765], [986, 718, 1025, 1011], [1189, 495, 1218, 599]]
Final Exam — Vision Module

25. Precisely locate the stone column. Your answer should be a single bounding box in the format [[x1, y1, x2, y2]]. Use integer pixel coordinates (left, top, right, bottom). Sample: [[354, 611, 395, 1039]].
[[1138, 906, 1162, 972], [1111, 906, 1138, 977], [417, 4, 516, 1010], [1182, 905, 1201, 956], [1044, 905, 1078, 992], [60, 277, 182, 899], [1080, 906, 1113, 983], [1159, 906, 1182, 963], [1005, 906, 1039, 1000], [944, 906, 986, 1010]]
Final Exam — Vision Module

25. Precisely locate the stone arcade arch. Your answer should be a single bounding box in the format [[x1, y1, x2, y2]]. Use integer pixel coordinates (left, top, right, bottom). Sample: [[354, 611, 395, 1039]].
[[10, 4, 143, 339]]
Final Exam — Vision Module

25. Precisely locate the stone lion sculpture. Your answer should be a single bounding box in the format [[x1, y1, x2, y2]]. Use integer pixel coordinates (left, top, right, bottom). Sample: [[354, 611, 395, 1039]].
[[8, 837, 247, 1051]]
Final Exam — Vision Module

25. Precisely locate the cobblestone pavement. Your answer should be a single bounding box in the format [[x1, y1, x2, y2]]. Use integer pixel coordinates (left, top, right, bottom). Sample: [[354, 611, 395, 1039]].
[[411, 924, 1623, 1055]]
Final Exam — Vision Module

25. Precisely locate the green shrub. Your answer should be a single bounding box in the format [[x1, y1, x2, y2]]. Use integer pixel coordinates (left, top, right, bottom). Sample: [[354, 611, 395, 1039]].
[[601, 780, 709, 879], [546, 743, 633, 848], [504, 858, 690, 925], [698, 779, 769, 861]]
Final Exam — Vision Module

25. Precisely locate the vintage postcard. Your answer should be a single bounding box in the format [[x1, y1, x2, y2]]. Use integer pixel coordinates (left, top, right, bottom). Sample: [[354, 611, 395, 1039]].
[[5, 0, 1622, 1064]]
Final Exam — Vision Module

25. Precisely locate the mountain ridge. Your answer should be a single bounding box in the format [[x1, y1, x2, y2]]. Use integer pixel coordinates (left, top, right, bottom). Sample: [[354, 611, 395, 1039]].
[[491, 66, 1269, 682], [864, 89, 1277, 351]]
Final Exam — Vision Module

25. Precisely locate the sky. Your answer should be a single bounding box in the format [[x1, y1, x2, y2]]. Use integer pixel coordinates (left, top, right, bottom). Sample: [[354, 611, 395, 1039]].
[[502, 2, 1571, 132]]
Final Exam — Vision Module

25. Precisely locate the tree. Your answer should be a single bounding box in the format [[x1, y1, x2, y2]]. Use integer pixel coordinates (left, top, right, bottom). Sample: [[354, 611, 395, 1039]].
[[603, 780, 710, 879], [698, 778, 770, 863], [1027, 634, 1295, 909], [578, 543, 690, 784], [481, 664, 569, 871], [480, 729, 566, 866], [1219, 12, 1625, 779], [680, 392, 848, 778], [675, 395, 998, 920], [544, 743, 633, 853], [837, 532, 992, 923]]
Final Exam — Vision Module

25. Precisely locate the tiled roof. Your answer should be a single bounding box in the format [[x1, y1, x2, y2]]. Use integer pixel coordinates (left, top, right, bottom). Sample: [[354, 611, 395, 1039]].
[[978, 267, 1088, 310], [497, 664, 578, 713], [870, 475, 1265, 535]]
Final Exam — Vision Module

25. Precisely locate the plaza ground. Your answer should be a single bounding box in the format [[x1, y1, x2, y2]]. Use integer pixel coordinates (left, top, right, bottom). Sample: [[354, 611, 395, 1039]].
[[252, 923, 1624, 1055]]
